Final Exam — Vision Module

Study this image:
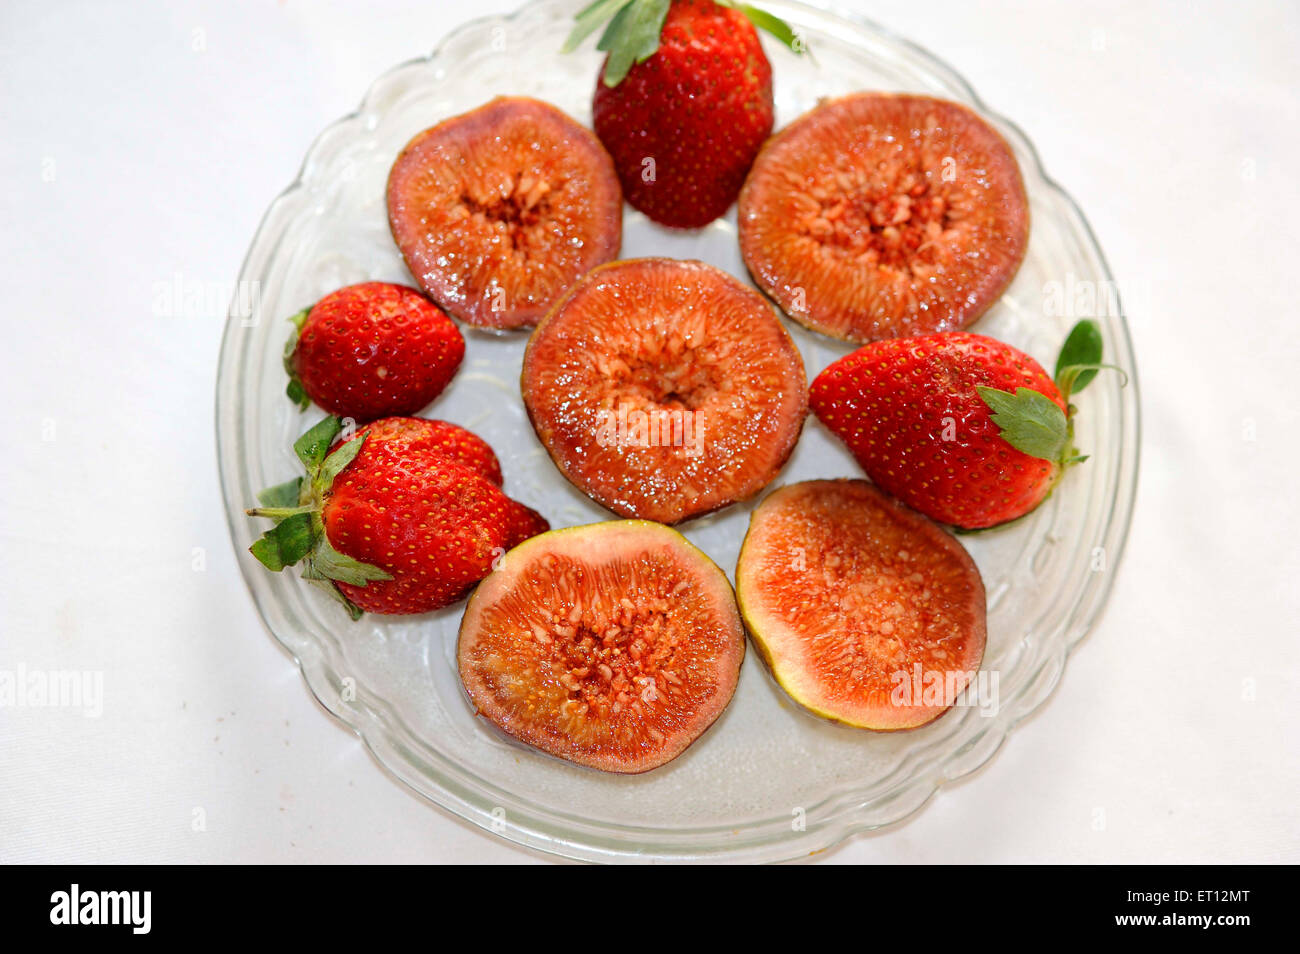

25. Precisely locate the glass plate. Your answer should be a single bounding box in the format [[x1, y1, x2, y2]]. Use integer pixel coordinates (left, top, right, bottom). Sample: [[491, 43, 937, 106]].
[[216, 0, 1140, 862]]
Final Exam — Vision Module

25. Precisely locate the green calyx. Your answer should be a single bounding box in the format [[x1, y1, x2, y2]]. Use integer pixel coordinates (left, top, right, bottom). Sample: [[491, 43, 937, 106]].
[[564, 0, 805, 87], [283, 306, 311, 411], [246, 416, 390, 620], [976, 318, 1126, 472]]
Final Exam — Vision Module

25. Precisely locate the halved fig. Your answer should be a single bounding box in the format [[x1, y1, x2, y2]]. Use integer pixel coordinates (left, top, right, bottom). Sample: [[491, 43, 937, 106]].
[[521, 258, 807, 524], [738, 93, 1029, 343], [457, 520, 745, 773], [387, 96, 623, 329], [736, 480, 986, 730]]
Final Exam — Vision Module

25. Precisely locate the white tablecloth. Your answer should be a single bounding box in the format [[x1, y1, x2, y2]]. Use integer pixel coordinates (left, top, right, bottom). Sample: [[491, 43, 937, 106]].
[[2, 0, 1296, 863]]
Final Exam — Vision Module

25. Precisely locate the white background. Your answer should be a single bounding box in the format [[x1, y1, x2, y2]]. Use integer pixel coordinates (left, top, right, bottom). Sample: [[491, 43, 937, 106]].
[[1, 0, 1296, 863]]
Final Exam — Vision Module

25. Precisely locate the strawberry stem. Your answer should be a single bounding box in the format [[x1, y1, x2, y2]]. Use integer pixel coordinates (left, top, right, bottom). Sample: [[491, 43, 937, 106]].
[[245, 504, 313, 520]]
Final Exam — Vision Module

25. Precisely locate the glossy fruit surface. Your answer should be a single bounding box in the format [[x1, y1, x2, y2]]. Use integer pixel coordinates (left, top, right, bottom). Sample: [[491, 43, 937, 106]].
[[810, 332, 1069, 529], [287, 282, 463, 422], [739, 93, 1029, 343], [387, 96, 622, 329], [335, 416, 503, 487], [248, 416, 546, 617], [591, 0, 774, 228], [521, 257, 806, 523]]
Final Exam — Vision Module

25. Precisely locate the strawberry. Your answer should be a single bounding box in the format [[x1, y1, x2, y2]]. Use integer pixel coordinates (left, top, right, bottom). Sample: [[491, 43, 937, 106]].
[[338, 417, 550, 550], [809, 320, 1113, 529], [502, 500, 551, 550], [567, 0, 801, 229], [247, 416, 543, 617], [334, 417, 504, 487], [284, 281, 464, 423]]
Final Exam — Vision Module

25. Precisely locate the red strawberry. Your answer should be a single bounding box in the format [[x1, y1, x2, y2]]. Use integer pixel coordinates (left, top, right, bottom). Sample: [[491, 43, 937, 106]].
[[337, 417, 550, 558], [326, 457, 513, 615], [338, 417, 550, 549], [335, 417, 504, 487], [502, 499, 550, 550], [569, 0, 799, 228], [809, 321, 1111, 529], [285, 282, 464, 423], [247, 416, 517, 616]]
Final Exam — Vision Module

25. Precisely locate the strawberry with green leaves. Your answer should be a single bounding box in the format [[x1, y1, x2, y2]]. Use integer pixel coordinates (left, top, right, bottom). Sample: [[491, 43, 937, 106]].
[[248, 416, 547, 617], [284, 282, 464, 423], [566, 0, 801, 229], [809, 320, 1117, 529]]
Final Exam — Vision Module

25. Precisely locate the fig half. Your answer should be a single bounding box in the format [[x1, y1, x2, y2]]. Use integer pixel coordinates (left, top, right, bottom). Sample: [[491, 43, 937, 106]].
[[738, 93, 1029, 343], [521, 258, 807, 524], [457, 521, 745, 774], [387, 96, 623, 329], [736, 480, 986, 730]]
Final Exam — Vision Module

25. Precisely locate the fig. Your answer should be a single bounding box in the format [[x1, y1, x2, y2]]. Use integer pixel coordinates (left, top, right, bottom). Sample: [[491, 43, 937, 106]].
[[738, 93, 1030, 343], [387, 96, 623, 330], [521, 258, 807, 524], [457, 520, 745, 773], [736, 480, 986, 730]]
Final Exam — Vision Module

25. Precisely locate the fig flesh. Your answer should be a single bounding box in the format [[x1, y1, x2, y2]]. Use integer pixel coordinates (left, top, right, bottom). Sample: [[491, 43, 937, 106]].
[[521, 258, 807, 524], [387, 96, 622, 330], [738, 93, 1029, 343], [736, 480, 986, 730], [457, 521, 745, 773]]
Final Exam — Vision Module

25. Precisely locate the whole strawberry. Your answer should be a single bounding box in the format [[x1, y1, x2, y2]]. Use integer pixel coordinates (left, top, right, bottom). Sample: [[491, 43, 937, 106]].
[[810, 320, 1111, 529], [247, 416, 546, 617], [285, 282, 464, 423], [568, 0, 800, 228]]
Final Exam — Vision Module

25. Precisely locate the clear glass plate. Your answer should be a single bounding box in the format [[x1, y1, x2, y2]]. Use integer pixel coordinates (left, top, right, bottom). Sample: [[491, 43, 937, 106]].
[[216, 0, 1140, 862]]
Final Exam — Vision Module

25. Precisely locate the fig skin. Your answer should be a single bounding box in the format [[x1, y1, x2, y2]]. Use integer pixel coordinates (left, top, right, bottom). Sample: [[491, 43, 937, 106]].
[[520, 257, 808, 525], [457, 520, 746, 774], [736, 480, 987, 731], [738, 92, 1030, 344], [387, 96, 623, 330]]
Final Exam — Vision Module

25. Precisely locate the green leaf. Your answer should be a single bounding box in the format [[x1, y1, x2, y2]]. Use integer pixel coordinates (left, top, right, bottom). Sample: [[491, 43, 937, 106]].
[[293, 416, 343, 472], [563, 0, 635, 53], [1054, 319, 1103, 395], [301, 565, 365, 620], [249, 512, 316, 571], [285, 378, 309, 411], [317, 432, 366, 493], [598, 0, 670, 86], [256, 477, 303, 509], [283, 308, 311, 411], [976, 386, 1070, 462], [312, 537, 392, 586], [736, 3, 805, 52]]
